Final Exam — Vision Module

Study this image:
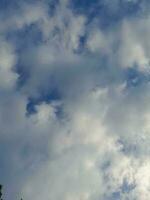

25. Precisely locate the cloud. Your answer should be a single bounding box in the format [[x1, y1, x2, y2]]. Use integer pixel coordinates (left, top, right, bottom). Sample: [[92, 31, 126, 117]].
[[0, 38, 18, 90], [1, 0, 150, 200]]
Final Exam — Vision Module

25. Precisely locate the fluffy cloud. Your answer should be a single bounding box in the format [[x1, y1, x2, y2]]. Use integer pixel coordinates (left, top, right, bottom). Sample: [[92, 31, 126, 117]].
[[1, 0, 150, 200], [0, 38, 18, 90]]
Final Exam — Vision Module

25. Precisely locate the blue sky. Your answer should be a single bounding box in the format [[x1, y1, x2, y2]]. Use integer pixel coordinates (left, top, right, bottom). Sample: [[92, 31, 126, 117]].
[[0, 0, 150, 200]]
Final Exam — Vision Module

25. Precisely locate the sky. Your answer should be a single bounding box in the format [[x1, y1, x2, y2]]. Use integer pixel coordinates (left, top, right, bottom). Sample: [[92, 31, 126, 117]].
[[0, 0, 150, 199]]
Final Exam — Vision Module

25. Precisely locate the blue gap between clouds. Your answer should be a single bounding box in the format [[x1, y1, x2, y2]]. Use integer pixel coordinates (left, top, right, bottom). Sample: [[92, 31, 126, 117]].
[[6, 24, 43, 88], [106, 179, 135, 200], [125, 67, 149, 88], [26, 88, 62, 117], [71, 0, 144, 29], [5, 21, 63, 118], [6, 23, 43, 52]]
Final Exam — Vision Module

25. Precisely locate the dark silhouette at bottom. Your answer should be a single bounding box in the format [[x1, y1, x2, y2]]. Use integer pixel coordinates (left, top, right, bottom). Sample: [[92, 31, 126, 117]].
[[0, 185, 22, 200], [0, 185, 2, 200]]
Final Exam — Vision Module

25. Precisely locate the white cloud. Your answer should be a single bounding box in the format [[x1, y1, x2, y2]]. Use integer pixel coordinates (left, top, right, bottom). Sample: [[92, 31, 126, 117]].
[[0, 38, 18, 90], [86, 28, 110, 55], [1, 0, 150, 200]]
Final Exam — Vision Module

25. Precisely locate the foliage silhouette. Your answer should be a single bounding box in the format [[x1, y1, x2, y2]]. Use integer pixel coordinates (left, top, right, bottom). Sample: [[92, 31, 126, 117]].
[[0, 184, 2, 200], [0, 185, 22, 200]]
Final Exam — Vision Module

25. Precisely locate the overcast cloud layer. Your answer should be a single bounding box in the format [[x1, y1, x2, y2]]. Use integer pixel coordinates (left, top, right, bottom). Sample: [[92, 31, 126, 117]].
[[1, 0, 150, 200]]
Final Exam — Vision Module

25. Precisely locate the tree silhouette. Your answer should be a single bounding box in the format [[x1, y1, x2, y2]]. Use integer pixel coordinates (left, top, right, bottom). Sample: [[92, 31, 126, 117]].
[[0, 185, 22, 200], [0, 184, 3, 200]]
